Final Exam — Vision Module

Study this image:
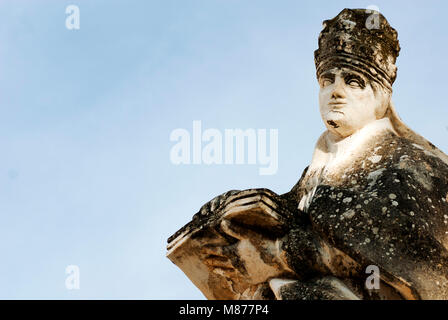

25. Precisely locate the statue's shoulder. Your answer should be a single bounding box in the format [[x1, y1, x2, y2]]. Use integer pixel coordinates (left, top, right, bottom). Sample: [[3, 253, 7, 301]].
[[372, 131, 448, 183], [282, 131, 329, 202], [337, 130, 448, 215], [283, 166, 309, 202]]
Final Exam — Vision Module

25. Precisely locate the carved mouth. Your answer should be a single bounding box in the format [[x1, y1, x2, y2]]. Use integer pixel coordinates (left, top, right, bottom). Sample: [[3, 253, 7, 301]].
[[327, 120, 339, 128], [329, 100, 346, 105], [329, 101, 346, 110]]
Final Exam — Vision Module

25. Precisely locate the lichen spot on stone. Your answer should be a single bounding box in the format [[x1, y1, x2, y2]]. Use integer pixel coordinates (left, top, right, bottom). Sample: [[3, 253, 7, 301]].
[[342, 197, 352, 204], [367, 155, 382, 164], [342, 209, 355, 219]]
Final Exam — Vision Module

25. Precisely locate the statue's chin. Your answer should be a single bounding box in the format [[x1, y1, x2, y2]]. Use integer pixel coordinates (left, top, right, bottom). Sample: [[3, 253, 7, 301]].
[[324, 113, 344, 130], [325, 110, 344, 120], [324, 118, 353, 139]]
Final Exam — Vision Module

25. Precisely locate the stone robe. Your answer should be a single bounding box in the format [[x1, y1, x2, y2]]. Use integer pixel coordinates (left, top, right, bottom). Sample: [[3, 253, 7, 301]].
[[168, 116, 448, 300], [278, 118, 448, 299]]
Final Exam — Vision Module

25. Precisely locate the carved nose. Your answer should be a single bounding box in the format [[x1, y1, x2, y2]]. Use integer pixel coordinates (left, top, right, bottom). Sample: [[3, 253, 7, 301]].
[[331, 84, 346, 100], [331, 91, 344, 99]]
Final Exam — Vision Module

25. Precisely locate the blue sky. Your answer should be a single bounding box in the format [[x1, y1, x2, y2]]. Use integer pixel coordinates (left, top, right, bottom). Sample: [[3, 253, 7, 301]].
[[0, 0, 447, 299]]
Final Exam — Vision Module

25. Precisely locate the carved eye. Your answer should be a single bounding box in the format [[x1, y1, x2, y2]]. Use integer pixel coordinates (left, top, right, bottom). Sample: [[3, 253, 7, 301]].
[[347, 78, 362, 88], [321, 78, 333, 87]]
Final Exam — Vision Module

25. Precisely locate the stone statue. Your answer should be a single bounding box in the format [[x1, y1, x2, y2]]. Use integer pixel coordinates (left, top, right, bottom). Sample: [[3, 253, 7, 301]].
[[167, 8, 448, 300]]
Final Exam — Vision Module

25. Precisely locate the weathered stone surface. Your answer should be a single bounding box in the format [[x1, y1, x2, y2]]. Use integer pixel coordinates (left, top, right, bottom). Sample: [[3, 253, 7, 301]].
[[166, 189, 299, 299], [166, 8, 448, 300], [283, 130, 448, 299], [315, 8, 400, 91]]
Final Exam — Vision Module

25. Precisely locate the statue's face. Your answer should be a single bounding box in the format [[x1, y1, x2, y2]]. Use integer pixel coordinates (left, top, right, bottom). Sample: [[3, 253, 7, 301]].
[[318, 67, 380, 138]]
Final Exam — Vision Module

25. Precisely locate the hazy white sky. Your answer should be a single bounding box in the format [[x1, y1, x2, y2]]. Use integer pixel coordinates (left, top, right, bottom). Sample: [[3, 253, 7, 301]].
[[0, 0, 447, 299]]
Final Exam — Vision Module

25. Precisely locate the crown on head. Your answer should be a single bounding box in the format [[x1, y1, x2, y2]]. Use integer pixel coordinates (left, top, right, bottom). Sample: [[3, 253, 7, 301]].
[[314, 8, 401, 91]]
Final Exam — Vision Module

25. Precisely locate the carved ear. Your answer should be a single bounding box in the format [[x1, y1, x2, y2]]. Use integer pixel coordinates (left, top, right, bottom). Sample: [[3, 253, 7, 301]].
[[374, 88, 391, 119], [385, 100, 405, 134]]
